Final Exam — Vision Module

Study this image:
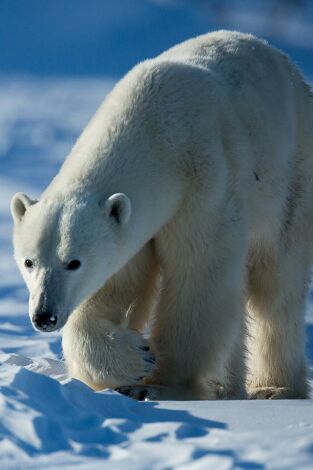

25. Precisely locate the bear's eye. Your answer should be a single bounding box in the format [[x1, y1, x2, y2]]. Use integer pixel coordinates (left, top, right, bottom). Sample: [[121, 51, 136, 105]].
[[24, 259, 33, 269], [66, 259, 81, 271]]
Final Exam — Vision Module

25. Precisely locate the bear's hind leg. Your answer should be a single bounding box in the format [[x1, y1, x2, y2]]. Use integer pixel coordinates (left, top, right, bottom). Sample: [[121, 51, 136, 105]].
[[247, 243, 311, 399]]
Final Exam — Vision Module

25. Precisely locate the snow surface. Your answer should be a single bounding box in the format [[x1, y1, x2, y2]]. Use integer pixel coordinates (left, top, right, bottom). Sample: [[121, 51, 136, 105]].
[[1, 1, 313, 467]]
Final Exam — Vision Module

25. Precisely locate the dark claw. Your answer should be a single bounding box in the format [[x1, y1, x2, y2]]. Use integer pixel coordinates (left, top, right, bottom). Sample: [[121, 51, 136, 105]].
[[136, 376, 145, 382], [138, 389, 148, 401], [145, 356, 156, 364], [140, 346, 150, 351]]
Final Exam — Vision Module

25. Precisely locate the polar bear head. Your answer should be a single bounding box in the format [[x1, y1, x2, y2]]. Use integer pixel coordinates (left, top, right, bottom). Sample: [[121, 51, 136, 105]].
[[11, 191, 132, 332]]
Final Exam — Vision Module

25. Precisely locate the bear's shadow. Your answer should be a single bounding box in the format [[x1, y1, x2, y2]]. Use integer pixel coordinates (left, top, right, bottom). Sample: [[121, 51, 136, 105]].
[[0, 366, 264, 468]]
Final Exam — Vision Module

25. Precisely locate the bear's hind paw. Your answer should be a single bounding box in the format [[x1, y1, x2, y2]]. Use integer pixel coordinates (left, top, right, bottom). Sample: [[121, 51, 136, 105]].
[[248, 386, 305, 399]]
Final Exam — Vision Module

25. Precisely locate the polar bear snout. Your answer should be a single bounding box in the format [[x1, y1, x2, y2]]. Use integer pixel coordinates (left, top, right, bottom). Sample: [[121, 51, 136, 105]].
[[32, 312, 58, 332]]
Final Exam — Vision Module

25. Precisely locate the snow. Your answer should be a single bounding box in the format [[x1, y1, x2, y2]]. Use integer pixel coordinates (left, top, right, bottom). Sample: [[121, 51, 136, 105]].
[[1, 358, 313, 469], [1, 1, 313, 468]]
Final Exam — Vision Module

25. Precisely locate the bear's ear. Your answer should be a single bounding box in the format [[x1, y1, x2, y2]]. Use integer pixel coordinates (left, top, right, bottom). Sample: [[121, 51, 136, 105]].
[[101, 193, 131, 226], [10, 193, 36, 223]]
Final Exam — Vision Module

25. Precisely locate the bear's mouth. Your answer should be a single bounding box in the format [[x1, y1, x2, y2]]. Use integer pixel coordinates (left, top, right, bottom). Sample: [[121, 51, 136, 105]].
[[32, 322, 59, 333]]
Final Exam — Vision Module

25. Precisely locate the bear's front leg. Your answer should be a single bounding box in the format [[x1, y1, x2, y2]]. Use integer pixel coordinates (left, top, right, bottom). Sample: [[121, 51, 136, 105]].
[[62, 309, 156, 390], [120, 203, 248, 401]]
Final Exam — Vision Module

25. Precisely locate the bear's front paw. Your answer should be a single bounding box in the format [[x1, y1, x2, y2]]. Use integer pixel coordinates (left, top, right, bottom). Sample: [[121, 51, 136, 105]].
[[115, 384, 169, 401], [114, 383, 210, 401], [109, 328, 156, 387]]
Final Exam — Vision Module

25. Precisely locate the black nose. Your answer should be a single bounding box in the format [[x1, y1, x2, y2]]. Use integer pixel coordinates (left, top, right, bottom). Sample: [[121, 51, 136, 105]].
[[32, 312, 58, 330]]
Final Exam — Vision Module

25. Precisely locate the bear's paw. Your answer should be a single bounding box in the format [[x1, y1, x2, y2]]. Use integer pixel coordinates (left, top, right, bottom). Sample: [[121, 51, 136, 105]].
[[106, 328, 157, 387]]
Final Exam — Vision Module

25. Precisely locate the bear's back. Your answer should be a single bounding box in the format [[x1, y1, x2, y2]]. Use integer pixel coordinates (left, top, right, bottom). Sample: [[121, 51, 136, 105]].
[[159, 30, 294, 89], [158, 31, 313, 241]]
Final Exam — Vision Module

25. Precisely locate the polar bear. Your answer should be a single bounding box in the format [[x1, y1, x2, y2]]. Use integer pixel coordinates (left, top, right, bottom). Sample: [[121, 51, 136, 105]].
[[11, 31, 313, 400]]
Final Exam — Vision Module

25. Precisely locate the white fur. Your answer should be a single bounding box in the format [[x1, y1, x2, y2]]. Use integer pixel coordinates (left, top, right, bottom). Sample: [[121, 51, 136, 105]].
[[11, 31, 313, 399]]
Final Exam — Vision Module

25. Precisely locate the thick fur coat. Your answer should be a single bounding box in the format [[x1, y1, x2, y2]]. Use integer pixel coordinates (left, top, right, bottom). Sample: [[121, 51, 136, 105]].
[[11, 31, 313, 400]]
